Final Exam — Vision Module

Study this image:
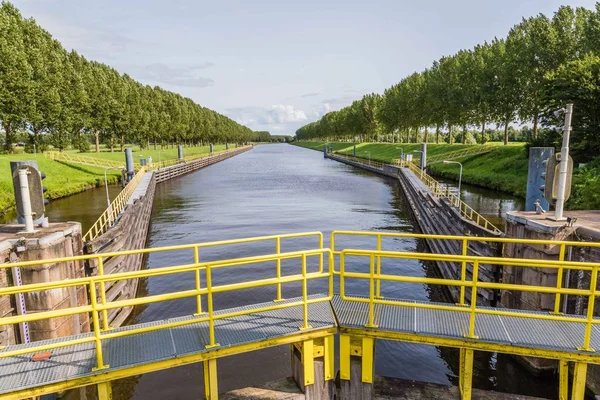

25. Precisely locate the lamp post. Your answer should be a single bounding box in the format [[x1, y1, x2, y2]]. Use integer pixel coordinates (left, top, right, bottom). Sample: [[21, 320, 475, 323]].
[[443, 160, 463, 203], [396, 147, 404, 166], [104, 167, 124, 225]]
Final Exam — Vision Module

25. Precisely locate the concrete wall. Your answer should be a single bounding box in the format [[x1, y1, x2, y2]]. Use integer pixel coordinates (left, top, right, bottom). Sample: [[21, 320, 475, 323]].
[[0, 223, 90, 345]]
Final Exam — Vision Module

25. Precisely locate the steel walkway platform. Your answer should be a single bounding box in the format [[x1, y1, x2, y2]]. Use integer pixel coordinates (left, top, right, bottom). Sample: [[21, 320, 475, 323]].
[[0, 296, 336, 396], [331, 295, 600, 356]]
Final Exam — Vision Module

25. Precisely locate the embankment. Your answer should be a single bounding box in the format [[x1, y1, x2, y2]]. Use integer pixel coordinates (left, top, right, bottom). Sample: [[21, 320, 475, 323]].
[[292, 141, 528, 198]]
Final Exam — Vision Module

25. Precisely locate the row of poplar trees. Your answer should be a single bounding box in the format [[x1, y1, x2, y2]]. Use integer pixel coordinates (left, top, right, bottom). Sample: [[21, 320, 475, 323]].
[[0, 2, 262, 153], [296, 4, 600, 160]]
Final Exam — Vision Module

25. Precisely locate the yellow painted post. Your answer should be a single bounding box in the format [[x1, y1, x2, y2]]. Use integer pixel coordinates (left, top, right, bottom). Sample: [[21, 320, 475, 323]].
[[300, 254, 312, 330], [205, 265, 219, 348], [366, 255, 378, 328], [340, 252, 345, 299], [466, 261, 480, 339], [96, 257, 110, 331], [275, 238, 282, 301], [361, 337, 374, 384], [203, 359, 219, 399], [194, 246, 203, 315], [340, 335, 351, 380], [580, 265, 597, 351], [319, 233, 324, 273], [324, 334, 334, 381], [571, 362, 588, 400], [553, 244, 566, 314], [303, 339, 315, 386], [459, 348, 474, 400], [89, 282, 108, 370], [376, 235, 382, 298], [97, 382, 113, 400], [559, 360, 569, 400], [458, 239, 468, 306]]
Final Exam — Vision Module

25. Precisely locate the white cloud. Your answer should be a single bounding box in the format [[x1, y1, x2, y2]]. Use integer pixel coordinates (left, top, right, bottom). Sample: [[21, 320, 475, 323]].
[[224, 104, 308, 135]]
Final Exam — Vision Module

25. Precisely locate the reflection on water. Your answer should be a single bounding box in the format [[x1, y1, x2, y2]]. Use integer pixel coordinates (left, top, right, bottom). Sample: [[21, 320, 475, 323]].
[[0, 184, 123, 233], [61, 144, 548, 399]]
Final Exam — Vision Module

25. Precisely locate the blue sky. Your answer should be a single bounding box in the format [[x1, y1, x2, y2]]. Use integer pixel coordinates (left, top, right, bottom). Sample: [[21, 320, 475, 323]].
[[12, 0, 598, 135]]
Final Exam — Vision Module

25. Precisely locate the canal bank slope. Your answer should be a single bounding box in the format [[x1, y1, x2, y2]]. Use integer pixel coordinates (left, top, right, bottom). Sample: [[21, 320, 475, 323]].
[[292, 141, 528, 198]]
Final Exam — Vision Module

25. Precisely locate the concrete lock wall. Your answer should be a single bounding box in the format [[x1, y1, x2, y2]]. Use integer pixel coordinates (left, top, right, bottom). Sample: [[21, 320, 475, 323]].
[[0, 223, 90, 345]]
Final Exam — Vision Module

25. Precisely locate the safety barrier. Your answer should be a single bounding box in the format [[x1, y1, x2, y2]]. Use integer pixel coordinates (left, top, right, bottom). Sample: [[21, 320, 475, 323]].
[[330, 230, 600, 313], [425, 145, 495, 164], [338, 248, 599, 350], [0, 232, 330, 371], [83, 167, 147, 241], [45, 151, 125, 170], [404, 161, 501, 234], [329, 152, 386, 170]]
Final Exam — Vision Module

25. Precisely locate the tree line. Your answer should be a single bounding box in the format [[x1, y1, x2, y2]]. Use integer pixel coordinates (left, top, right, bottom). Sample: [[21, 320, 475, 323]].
[[0, 2, 266, 153], [296, 4, 600, 161]]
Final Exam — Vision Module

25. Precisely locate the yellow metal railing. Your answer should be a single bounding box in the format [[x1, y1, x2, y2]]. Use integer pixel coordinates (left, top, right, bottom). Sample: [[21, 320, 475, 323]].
[[0, 233, 331, 370], [46, 152, 125, 170], [83, 167, 147, 241], [426, 145, 495, 164], [338, 248, 599, 351], [404, 161, 501, 234], [330, 230, 600, 313], [329, 152, 386, 170], [146, 146, 252, 171]]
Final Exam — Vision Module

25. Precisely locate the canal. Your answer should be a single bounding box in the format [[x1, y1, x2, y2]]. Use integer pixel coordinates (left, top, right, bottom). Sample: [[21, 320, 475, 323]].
[[29, 144, 546, 399]]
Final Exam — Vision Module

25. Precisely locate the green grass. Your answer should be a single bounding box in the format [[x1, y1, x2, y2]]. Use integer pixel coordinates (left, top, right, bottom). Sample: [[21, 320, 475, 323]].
[[64, 144, 228, 166], [0, 154, 121, 215], [293, 141, 529, 198]]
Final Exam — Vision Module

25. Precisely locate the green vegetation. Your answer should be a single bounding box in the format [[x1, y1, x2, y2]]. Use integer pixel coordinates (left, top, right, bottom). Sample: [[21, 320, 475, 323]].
[[295, 4, 600, 163], [75, 144, 228, 165], [0, 155, 121, 215], [0, 2, 263, 156]]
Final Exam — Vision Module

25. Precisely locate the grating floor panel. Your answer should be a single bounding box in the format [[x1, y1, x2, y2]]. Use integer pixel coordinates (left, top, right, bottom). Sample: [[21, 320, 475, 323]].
[[331, 295, 600, 353], [0, 295, 335, 395]]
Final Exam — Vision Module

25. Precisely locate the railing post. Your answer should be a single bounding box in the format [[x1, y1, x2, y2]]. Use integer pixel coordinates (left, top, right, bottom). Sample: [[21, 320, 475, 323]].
[[579, 264, 597, 352], [376, 235, 382, 299], [458, 239, 468, 306], [366, 255, 378, 328], [89, 281, 108, 370], [340, 252, 345, 299], [97, 257, 110, 331], [275, 237, 283, 302], [194, 246, 204, 315], [299, 254, 312, 330], [465, 261, 480, 339], [205, 264, 220, 348], [553, 244, 566, 314]]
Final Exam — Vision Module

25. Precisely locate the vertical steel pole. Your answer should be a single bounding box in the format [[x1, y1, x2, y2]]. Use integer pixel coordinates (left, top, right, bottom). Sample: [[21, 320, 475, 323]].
[[18, 169, 34, 233], [554, 104, 573, 221]]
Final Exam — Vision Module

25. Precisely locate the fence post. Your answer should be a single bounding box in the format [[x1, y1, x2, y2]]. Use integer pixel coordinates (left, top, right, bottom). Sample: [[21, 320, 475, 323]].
[[275, 237, 283, 301]]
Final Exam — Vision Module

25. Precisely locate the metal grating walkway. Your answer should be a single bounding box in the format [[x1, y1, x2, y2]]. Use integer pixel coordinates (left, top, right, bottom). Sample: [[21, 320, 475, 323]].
[[0, 295, 335, 395], [331, 295, 600, 353]]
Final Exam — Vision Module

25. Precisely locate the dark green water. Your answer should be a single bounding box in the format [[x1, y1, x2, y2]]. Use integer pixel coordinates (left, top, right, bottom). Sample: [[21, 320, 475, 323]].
[[32, 144, 550, 399]]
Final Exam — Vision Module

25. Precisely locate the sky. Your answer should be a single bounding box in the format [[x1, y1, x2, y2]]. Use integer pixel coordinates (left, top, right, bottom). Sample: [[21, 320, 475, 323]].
[[11, 0, 599, 136]]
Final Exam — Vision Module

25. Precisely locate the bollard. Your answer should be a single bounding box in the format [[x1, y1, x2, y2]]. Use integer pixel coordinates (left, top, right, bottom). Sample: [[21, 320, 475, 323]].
[[324, 145, 328, 158], [353, 145, 357, 157], [210, 143, 214, 153], [420, 143, 427, 170], [125, 148, 134, 182], [226, 142, 229, 150], [178, 145, 183, 160]]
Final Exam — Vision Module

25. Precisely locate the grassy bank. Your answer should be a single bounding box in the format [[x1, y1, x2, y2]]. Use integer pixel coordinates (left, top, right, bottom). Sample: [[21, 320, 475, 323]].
[[0, 155, 121, 215], [293, 141, 529, 198], [77, 144, 228, 166]]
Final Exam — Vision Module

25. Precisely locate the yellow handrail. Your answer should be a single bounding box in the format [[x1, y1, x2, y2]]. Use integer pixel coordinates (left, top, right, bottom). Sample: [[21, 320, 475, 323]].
[[339, 248, 599, 351], [404, 161, 501, 234], [330, 230, 600, 312], [83, 167, 147, 241], [45, 152, 125, 169], [0, 247, 333, 370]]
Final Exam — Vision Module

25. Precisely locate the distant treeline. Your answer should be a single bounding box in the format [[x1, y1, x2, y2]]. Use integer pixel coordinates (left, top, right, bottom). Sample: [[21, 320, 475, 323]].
[[0, 2, 264, 153], [296, 4, 600, 161]]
